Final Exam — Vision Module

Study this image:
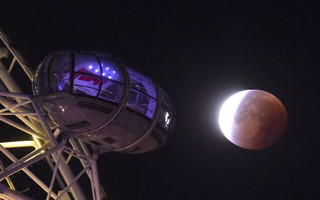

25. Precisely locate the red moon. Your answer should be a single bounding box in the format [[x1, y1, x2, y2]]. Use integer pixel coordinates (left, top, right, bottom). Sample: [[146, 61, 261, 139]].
[[219, 90, 287, 150]]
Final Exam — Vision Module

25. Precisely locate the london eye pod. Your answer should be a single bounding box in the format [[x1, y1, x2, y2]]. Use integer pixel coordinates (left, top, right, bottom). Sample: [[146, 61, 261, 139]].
[[0, 29, 175, 199], [32, 51, 175, 154]]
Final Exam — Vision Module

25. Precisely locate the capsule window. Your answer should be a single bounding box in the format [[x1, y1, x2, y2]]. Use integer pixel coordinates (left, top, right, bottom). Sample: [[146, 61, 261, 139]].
[[33, 73, 50, 95], [127, 89, 156, 119], [157, 106, 173, 131], [33, 55, 53, 94], [40, 55, 53, 73], [73, 73, 100, 96], [99, 78, 124, 103], [74, 54, 101, 76], [50, 73, 71, 92], [100, 59, 124, 83], [127, 68, 156, 99], [162, 90, 173, 111], [50, 53, 72, 73]]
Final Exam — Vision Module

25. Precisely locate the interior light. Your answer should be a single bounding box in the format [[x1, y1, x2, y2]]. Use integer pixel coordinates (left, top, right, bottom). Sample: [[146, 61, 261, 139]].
[[59, 105, 65, 112], [165, 112, 171, 127]]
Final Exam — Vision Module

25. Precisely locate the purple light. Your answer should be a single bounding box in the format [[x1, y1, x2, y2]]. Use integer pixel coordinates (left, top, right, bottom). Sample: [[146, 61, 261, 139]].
[[95, 69, 99, 73], [102, 73, 106, 76], [89, 65, 93, 69], [112, 70, 116, 74], [108, 76, 112, 79], [105, 67, 109, 70]]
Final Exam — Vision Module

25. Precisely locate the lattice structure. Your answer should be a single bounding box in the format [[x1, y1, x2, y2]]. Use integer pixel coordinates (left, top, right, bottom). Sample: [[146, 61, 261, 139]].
[[0, 29, 175, 200], [0, 29, 107, 200]]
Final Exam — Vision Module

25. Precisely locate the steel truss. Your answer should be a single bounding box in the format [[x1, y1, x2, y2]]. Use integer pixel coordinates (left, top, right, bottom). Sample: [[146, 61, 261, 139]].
[[0, 29, 107, 200]]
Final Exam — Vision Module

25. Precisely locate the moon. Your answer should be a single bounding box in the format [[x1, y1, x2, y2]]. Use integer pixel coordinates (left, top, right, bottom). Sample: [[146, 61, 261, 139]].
[[219, 90, 287, 150]]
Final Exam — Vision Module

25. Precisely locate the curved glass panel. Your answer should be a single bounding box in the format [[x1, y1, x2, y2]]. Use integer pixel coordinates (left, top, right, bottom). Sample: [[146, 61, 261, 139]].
[[51, 53, 72, 73], [162, 90, 173, 111], [100, 59, 124, 83], [99, 78, 124, 103], [158, 106, 173, 131], [73, 73, 100, 96], [33, 55, 54, 94], [33, 73, 50, 95], [127, 89, 156, 119], [50, 73, 71, 92], [74, 54, 101, 76], [127, 68, 156, 99], [40, 55, 53, 74]]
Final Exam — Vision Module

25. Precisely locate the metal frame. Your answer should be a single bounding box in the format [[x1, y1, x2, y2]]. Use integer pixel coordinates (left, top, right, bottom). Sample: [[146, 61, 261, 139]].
[[0, 29, 106, 200]]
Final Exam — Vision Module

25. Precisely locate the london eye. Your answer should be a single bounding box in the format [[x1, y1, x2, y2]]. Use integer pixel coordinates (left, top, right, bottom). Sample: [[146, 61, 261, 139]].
[[0, 29, 175, 200]]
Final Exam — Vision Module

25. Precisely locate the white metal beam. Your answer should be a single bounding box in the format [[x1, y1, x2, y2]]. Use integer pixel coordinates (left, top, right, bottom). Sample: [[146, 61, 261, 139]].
[[0, 144, 57, 199], [0, 141, 37, 148]]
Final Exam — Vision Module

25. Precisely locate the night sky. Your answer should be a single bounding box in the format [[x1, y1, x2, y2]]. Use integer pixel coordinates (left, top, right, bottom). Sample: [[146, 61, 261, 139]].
[[1, 1, 320, 199]]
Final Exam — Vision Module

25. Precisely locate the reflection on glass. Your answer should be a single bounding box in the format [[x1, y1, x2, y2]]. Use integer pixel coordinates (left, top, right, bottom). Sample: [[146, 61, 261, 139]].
[[50, 73, 70, 92], [40, 55, 53, 73], [73, 73, 100, 96], [74, 54, 101, 76], [51, 53, 72, 72], [162, 90, 173, 111], [127, 89, 156, 119], [158, 106, 172, 131], [100, 59, 124, 83], [127, 68, 156, 99], [99, 78, 123, 103], [34, 73, 50, 95]]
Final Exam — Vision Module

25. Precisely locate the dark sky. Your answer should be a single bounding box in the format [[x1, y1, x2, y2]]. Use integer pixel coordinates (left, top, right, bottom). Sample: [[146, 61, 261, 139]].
[[1, 1, 320, 199]]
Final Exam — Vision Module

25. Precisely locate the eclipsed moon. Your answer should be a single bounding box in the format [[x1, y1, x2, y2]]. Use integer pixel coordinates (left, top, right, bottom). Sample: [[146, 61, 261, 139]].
[[219, 90, 287, 150]]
